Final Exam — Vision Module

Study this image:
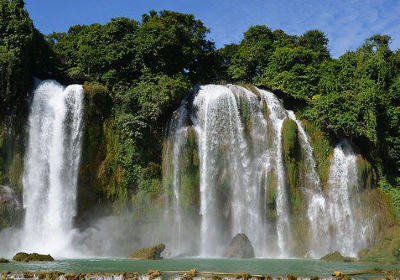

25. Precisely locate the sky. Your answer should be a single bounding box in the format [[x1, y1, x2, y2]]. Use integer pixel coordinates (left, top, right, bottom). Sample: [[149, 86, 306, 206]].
[[24, 0, 400, 58]]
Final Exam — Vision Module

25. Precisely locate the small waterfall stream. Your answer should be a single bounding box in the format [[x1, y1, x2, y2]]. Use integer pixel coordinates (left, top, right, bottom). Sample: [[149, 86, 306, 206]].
[[164, 84, 372, 258], [260, 89, 292, 257], [326, 140, 368, 257], [21, 80, 84, 256]]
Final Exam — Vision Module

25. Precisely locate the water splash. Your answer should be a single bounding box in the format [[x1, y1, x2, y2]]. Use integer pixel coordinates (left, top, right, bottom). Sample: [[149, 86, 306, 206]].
[[287, 111, 330, 258], [21, 80, 84, 257]]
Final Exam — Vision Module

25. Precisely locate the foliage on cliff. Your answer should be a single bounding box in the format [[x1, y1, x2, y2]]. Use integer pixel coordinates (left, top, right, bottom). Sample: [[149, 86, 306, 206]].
[[1, 0, 400, 216], [0, 0, 57, 114], [45, 10, 214, 212]]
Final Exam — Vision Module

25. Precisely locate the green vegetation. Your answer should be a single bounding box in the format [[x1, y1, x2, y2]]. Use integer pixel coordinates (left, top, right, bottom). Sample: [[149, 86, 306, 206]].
[[0, 0, 400, 223], [221, 28, 400, 196], [12, 252, 54, 262], [358, 226, 400, 263], [44, 10, 213, 213], [320, 251, 356, 262]]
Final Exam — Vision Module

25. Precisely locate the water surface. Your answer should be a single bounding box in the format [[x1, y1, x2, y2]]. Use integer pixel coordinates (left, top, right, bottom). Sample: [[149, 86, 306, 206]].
[[0, 258, 398, 278]]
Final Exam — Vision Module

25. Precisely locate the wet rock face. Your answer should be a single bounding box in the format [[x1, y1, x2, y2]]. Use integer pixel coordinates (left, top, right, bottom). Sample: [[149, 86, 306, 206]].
[[225, 234, 255, 259], [358, 226, 400, 264], [12, 252, 54, 262], [128, 244, 166, 260]]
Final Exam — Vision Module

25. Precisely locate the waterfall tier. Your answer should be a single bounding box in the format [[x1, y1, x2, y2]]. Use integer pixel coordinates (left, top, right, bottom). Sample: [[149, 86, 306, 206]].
[[163, 84, 371, 258], [21, 80, 84, 257]]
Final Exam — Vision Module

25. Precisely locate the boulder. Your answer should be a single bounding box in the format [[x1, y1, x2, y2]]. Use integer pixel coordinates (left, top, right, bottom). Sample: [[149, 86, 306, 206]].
[[225, 233, 255, 258], [320, 251, 355, 262], [128, 244, 165, 260], [12, 252, 54, 262]]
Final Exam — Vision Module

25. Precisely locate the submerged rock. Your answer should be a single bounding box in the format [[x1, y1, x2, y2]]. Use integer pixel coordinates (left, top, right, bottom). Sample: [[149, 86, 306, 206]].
[[12, 252, 54, 262], [225, 233, 255, 258], [128, 244, 165, 260], [320, 251, 355, 262]]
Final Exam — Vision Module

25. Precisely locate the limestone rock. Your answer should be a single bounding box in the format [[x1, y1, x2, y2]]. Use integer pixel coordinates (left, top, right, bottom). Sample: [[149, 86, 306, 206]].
[[225, 233, 255, 258], [128, 244, 165, 260], [13, 252, 54, 262]]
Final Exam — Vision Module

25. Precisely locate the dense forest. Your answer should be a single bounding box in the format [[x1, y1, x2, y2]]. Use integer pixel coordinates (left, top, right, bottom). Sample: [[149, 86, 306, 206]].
[[1, 0, 399, 224]]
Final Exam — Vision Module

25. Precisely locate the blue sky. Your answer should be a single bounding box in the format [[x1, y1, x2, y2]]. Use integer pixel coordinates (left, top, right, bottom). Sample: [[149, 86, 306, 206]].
[[25, 0, 400, 58]]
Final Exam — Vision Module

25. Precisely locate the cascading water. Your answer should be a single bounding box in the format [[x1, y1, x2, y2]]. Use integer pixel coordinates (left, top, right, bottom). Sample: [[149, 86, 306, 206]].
[[194, 85, 249, 256], [260, 90, 292, 257], [326, 140, 369, 257], [163, 101, 190, 255], [287, 111, 330, 258], [164, 84, 372, 259], [21, 80, 84, 256]]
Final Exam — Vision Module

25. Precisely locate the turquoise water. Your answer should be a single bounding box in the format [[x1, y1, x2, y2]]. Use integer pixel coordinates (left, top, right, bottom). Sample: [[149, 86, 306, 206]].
[[0, 258, 399, 278]]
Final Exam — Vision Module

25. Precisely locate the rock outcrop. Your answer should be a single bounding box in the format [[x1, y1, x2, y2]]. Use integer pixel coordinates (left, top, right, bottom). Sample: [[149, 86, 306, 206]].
[[13, 252, 54, 262], [128, 244, 165, 260], [225, 234, 255, 258], [320, 251, 355, 262], [357, 226, 400, 264]]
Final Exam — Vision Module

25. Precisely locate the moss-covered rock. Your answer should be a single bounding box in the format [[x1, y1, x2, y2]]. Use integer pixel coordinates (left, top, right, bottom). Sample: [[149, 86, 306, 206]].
[[356, 155, 378, 189], [128, 244, 166, 260], [265, 170, 277, 222], [0, 258, 9, 263], [282, 118, 302, 211], [357, 248, 370, 259], [358, 226, 400, 264], [301, 120, 334, 190], [179, 127, 200, 214], [0, 190, 20, 230], [320, 251, 355, 262], [282, 118, 310, 256], [13, 252, 54, 262], [360, 188, 397, 244], [77, 82, 122, 220], [0, 115, 25, 230], [225, 233, 255, 258]]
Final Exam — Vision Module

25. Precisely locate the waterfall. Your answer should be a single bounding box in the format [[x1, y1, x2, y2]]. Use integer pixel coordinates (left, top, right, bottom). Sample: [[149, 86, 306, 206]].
[[326, 140, 368, 257], [287, 111, 330, 258], [260, 90, 291, 257], [163, 101, 189, 255], [164, 84, 372, 259], [21, 80, 84, 256], [194, 85, 251, 256]]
